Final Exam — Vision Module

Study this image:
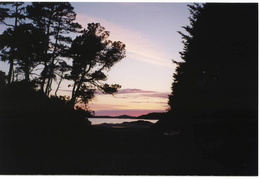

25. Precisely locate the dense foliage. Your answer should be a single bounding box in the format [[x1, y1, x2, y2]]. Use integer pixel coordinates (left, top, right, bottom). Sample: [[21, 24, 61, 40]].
[[154, 4, 258, 175], [68, 23, 125, 109], [0, 2, 126, 114], [167, 3, 257, 124]]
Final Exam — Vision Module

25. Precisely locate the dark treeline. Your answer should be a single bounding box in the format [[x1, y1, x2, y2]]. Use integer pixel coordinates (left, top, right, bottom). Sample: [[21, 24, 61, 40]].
[[156, 3, 258, 175], [137, 112, 167, 119], [0, 2, 126, 117], [0, 3, 126, 174]]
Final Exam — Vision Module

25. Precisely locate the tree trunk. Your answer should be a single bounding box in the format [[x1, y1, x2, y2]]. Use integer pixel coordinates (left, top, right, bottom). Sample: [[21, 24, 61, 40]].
[[7, 3, 19, 84], [24, 61, 30, 82], [7, 59, 13, 84], [70, 79, 78, 110], [44, 23, 60, 96], [70, 63, 91, 110], [40, 13, 52, 93], [25, 70, 30, 82], [55, 72, 63, 96]]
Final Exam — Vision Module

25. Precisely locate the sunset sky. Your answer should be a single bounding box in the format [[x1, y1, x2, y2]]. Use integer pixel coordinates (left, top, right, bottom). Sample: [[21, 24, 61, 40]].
[[71, 2, 191, 116], [0, 2, 191, 116]]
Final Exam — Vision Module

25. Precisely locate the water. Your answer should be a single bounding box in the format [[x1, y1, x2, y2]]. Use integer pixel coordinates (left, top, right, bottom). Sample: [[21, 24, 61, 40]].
[[88, 118, 158, 125]]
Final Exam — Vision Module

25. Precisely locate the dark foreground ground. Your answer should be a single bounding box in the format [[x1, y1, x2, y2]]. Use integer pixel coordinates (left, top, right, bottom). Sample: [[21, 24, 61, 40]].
[[0, 118, 258, 175]]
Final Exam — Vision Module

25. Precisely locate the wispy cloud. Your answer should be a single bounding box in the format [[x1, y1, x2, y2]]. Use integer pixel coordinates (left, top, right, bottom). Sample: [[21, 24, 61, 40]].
[[89, 88, 169, 112], [117, 88, 169, 99], [58, 87, 169, 100], [117, 88, 155, 94], [76, 14, 174, 68], [95, 88, 169, 99], [130, 101, 166, 104]]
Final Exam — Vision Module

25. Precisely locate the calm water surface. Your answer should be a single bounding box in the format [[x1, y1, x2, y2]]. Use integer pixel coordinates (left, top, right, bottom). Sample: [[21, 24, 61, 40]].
[[88, 118, 158, 125]]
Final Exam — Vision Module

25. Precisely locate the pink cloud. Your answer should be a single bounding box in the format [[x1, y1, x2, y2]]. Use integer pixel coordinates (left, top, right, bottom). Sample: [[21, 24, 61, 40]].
[[91, 88, 169, 100], [117, 88, 154, 94], [116, 88, 169, 99], [95, 88, 169, 99], [58, 87, 169, 101], [130, 101, 166, 104]]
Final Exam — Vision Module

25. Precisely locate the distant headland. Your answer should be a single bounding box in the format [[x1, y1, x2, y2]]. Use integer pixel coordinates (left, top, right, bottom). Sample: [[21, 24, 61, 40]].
[[90, 112, 167, 119]]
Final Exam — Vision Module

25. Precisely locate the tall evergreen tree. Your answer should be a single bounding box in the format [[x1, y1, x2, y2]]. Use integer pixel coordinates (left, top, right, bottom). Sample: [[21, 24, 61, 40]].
[[167, 3, 258, 125]]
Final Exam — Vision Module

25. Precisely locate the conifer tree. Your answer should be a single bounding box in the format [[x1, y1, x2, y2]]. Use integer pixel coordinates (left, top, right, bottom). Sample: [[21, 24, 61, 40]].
[[168, 3, 258, 125]]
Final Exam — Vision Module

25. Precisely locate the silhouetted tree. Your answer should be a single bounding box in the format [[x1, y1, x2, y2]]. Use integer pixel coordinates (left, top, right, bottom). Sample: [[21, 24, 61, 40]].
[[0, 3, 126, 114], [168, 3, 258, 125], [26, 2, 81, 95], [0, 2, 26, 84], [0, 70, 6, 88], [67, 23, 126, 110], [54, 61, 71, 96], [0, 24, 46, 81]]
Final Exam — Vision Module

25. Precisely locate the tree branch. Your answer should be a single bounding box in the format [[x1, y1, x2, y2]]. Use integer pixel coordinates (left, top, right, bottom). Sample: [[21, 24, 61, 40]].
[[0, 21, 14, 27]]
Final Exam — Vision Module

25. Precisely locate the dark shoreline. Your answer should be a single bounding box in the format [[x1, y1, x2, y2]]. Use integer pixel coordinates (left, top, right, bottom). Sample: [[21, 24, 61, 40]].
[[0, 115, 257, 175], [92, 120, 155, 128]]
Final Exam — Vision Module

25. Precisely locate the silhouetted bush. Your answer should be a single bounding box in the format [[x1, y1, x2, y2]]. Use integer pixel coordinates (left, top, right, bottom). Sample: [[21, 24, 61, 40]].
[[0, 80, 92, 145]]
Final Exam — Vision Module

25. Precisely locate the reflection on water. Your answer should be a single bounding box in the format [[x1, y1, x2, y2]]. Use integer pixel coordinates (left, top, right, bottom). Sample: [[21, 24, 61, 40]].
[[88, 118, 158, 125]]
